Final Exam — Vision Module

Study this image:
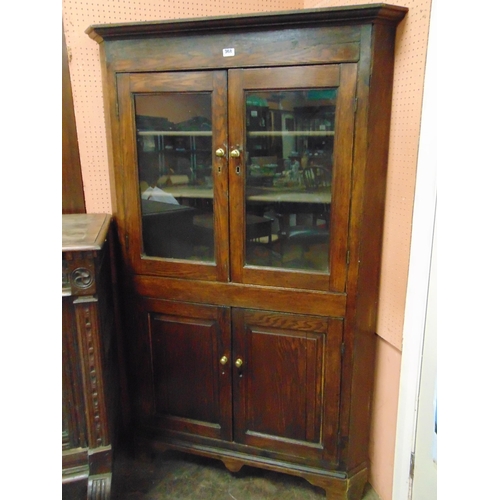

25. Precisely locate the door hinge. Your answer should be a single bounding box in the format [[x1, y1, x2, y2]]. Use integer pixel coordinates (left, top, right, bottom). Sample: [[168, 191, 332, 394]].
[[409, 451, 415, 479], [125, 234, 129, 251], [341, 342, 345, 357], [353, 97, 358, 113], [346, 250, 350, 265]]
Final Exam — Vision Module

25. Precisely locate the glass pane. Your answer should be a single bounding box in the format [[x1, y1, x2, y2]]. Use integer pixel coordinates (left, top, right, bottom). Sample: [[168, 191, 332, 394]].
[[135, 93, 215, 262], [244, 89, 336, 272]]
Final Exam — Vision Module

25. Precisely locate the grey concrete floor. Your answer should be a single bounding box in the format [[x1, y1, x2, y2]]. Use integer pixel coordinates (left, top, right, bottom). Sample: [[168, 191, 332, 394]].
[[110, 448, 381, 500]]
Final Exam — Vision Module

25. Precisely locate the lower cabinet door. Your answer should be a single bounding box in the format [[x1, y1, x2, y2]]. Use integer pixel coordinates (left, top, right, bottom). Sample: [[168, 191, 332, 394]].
[[140, 299, 342, 465], [143, 298, 233, 441], [232, 308, 343, 464]]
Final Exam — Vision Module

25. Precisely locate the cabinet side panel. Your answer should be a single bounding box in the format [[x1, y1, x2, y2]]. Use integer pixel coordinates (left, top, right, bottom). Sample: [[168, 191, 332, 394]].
[[62, 296, 87, 450], [343, 23, 399, 471]]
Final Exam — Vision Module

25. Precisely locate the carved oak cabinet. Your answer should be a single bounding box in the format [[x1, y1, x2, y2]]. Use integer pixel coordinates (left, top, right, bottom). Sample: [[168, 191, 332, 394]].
[[62, 214, 119, 499], [87, 5, 407, 499]]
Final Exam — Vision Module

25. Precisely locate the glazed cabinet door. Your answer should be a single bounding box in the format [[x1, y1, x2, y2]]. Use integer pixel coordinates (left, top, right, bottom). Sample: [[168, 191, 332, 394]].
[[138, 299, 233, 441], [116, 65, 356, 291], [117, 71, 229, 281], [228, 64, 357, 292], [232, 309, 343, 466]]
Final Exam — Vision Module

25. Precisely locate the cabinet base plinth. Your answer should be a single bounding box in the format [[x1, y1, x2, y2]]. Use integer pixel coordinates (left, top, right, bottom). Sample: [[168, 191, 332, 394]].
[[307, 468, 368, 500], [134, 435, 367, 500]]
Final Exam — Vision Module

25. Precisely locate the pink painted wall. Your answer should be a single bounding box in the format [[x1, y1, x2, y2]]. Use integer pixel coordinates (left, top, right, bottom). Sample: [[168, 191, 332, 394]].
[[62, 1, 432, 498]]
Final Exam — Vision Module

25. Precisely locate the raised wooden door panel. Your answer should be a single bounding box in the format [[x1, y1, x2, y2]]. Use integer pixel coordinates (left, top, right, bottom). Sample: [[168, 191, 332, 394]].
[[62, 296, 86, 450], [117, 71, 229, 282], [142, 299, 232, 441], [228, 64, 357, 293], [232, 309, 343, 465]]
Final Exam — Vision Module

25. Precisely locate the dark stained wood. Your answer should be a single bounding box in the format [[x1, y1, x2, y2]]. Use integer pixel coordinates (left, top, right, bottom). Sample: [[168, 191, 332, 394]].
[[146, 300, 232, 441], [117, 71, 229, 282], [62, 24, 85, 214], [73, 297, 110, 448], [86, 4, 407, 41], [212, 70, 231, 282], [62, 296, 86, 450], [227, 67, 245, 284], [228, 64, 348, 291], [102, 26, 360, 74], [88, 6, 408, 499], [133, 275, 347, 318], [232, 309, 341, 464], [330, 63, 357, 292], [340, 22, 402, 472], [62, 215, 120, 499]]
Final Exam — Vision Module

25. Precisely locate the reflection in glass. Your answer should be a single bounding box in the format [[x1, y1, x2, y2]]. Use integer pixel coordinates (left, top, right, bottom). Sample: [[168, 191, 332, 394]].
[[244, 89, 336, 272], [135, 94, 215, 263]]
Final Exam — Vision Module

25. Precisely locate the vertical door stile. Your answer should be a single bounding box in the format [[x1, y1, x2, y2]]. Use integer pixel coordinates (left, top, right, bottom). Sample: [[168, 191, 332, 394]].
[[322, 317, 344, 462], [231, 307, 245, 443], [217, 305, 233, 441], [330, 63, 358, 292], [116, 73, 142, 271], [212, 70, 230, 282], [227, 70, 246, 283]]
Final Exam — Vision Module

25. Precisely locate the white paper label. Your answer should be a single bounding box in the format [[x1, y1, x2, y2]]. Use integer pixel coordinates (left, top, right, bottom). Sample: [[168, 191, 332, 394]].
[[223, 48, 235, 57]]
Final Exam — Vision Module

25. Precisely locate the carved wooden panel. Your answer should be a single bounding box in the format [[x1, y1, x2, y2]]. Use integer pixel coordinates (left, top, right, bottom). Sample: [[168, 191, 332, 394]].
[[62, 214, 117, 500], [62, 296, 86, 450]]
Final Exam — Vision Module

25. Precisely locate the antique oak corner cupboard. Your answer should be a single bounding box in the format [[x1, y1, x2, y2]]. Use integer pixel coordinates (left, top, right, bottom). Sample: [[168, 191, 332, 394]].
[[86, 5, 407, 499]]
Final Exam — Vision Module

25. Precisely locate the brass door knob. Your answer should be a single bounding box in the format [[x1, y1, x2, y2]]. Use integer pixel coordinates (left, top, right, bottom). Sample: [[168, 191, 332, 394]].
[[230, 149, 241, 158], [220, 355, 228, 365], [215, 148, 225, 157], [235, 358, 243, 368]]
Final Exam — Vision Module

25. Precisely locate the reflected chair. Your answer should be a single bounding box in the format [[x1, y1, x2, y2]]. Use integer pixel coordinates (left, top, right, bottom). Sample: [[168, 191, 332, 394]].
[[302, 165, 332, 190], [192, 213, 275, 263], [301, 165, 331, 226], [277, 166, 332, 269], [277, 214, 329, 269]]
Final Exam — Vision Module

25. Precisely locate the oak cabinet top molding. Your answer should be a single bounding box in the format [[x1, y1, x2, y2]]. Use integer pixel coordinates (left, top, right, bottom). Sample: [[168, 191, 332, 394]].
[[86, 4, 407, 42]]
